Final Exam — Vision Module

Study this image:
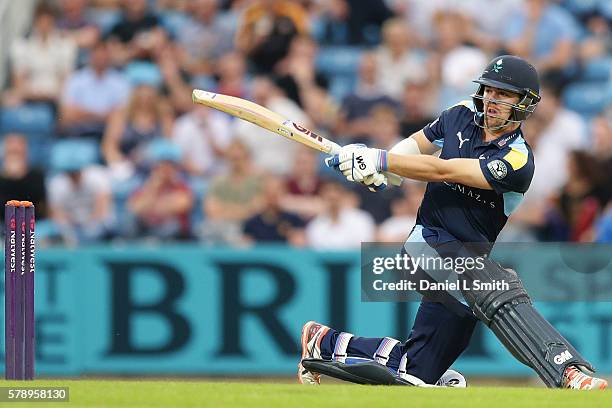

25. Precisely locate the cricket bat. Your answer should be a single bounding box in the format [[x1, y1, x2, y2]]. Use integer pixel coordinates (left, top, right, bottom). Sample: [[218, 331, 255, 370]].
[[191, 89, 402, 186]]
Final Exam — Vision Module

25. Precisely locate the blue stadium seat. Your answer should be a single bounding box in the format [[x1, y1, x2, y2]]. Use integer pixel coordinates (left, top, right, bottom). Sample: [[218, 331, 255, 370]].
[[328, 75, 356, 101], [86, 9, 121, 35], [562, 81, 609, 116], [0, 104, 54, 139], [316, 46, 364, 76], [563, 0, 599, 15], [160, 11, 189, 37], [599, 0, 612, 19], [50, 139, 100, 173], [582, 57, 612, 81]]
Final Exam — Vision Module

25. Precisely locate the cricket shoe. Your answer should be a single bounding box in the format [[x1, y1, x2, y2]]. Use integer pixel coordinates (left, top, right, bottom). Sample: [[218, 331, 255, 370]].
[[298, 321, 330, 385], [562, 366, 608, 390], [436, 369, 467, 388]]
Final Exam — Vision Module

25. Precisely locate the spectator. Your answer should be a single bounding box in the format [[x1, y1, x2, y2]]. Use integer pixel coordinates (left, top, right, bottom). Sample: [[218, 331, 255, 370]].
[[215, 51, 250, 98], [306, 179, 375, 249], [556, 151, 609, 241], [235, 0, 309, 73], [595, 203, 612, 243], [503, 0, 578, 87], [234, 76, 309, 175], [377, 182, 425, 242], [276, 35, 337, 129], [399, 78, 436, 137], [314, 0, 393, 46], [368, 104, 402, 150], [127, 141, 194, 240], [171, 105, 233, 177], [60, 40, 131, 139], [579, 13, 611, 63], [107, 0, 168, 64], [374, 18, 427, 100], [281, 146, 325, 220], [242, 177, 306, 245], [335, 52, 397, 144], [102, 84, 174, 179], [48, 147, 115, 245], [176, 0, 235, 76], [523, 81, 587, 203], [57, 0, 100, 49], [591, 112, 612, 175], [0, 135, 47, 222], [202, 140, 265, 244], [5, 2, 77, 108]]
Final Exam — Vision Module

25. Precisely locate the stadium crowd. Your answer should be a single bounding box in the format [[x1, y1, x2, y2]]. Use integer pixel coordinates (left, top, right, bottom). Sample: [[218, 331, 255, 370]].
[[0, 0, 611, 247]]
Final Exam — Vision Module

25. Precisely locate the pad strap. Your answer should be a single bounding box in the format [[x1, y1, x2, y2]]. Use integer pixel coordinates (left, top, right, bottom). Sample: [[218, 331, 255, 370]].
[[373, 337, 400, 366], [332, 332, 354, 363], [397, 352, 425, 385]]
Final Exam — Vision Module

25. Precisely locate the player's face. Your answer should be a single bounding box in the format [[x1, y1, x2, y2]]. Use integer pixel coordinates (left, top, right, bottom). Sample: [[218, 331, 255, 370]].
[[482, 86, 521, 129]]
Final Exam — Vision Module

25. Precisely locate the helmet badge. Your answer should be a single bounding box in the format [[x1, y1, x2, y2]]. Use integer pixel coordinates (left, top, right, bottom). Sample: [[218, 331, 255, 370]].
[[492, 59, 503, 73]]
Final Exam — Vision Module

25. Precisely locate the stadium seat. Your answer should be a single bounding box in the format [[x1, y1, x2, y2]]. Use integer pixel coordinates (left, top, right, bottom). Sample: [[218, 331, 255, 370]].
[[160, 11, 189, 37], [329, 75, 357, 101], [563, 0, 599, 15], [86, 9, 121, 36], [124, 62, 163, 88], [49, 139, 100, 173], [316, 46, 364, 76], [562, 81, 609, 116], [599, 0, 612, 19], [0, 104, 54, 139], [581, 57, 612, 82]]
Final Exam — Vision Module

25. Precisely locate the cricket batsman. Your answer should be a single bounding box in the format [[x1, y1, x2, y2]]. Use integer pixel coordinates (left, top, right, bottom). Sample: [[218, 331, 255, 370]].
[[298, 55, 608, 390]]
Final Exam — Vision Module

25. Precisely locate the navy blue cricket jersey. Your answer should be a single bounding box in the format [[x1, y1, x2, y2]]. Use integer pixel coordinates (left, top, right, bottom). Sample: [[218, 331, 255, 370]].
[[417, 101, 535, 243]]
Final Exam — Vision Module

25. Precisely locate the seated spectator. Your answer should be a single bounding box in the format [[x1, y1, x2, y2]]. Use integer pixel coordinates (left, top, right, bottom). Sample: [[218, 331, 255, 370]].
[[242, 177, 306, 245], [235, 0, 309, 73], [60, 40, 131, 139], [579, 12, 611, 63], [280, 146, 325, 220], [377, 182, 424, 242], [335, 52, 397, 144], [127, 141, 194, 241], [102, 84, 174, 179], [374, 18, 427, 100], [0, 134, 47, 222], [234, 76, 310, 175], [595, 203, 612, 243], [556, 151, 609, 241], [591, 112, 612, 175], [523, 80, 587, 204], [368, 104, 402, 149], [57, 0, 100, 49], [5, 2, 77, 108], [48, 148, 115, 245], [202, 140, 265, 244], [306, 179, 375, 249], [503, 0, 578, 87], [171, 105, 233, 177], [313, 0, 393, 46], [399, 78, 436, 137], [176, 0, 235, 76], [107, 0, 168, 64], [214, 51, 250, 98]]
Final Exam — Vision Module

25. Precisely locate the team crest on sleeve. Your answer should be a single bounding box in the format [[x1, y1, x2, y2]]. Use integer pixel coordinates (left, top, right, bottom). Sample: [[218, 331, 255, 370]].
[[487, 160, 507, 180]]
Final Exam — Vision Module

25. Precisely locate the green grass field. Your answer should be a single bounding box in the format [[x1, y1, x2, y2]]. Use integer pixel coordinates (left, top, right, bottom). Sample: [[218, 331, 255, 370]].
[[1, 380, 610, 408]]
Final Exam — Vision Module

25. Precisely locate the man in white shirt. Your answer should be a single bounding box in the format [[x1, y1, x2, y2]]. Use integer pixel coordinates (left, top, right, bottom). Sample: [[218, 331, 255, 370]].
[[172, 106, 233, 177], [306, 180, 375, 249], [60, 40, 131, 138], [234, 76, 310, 175]]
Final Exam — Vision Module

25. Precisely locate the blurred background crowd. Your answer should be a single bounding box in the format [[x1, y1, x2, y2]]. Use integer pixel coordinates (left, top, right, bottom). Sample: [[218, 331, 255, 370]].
[[0, 0, 610, 247]]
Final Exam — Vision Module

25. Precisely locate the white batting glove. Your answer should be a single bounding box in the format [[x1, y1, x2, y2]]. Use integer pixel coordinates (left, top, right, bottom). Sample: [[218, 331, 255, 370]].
[[336, 145, 388, 182], [325, 144, 390, 192]]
